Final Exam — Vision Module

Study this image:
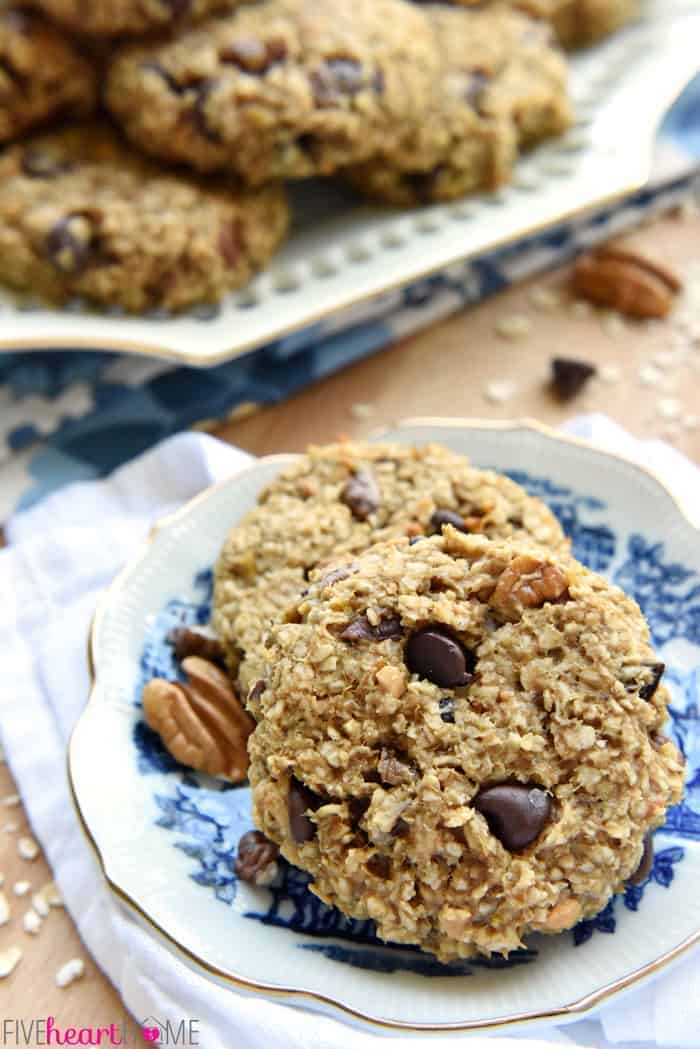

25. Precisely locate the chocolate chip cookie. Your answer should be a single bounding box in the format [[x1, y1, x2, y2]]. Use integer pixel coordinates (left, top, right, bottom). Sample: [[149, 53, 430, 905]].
[[0, 8, 96, 145], [105, 0, 439, 183], [32, 0, 240, 37], [247, 529, 685, 960], [346, 4, 571, 206], [0, 124, 289, 311], [212, 441, 569, 696], [447, 0, 637, 48]]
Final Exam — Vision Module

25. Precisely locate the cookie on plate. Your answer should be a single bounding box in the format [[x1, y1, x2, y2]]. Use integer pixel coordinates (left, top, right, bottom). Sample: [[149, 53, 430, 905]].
[[346, 4, 571, 206], [448, 0, 637, 48], [0, 124, 289, 311], [0, 8, 96, 145], [31, 0, 240, 37], [248, 529, 685, 961], [212, 441, 569, 695], [105, 0, 439, 182]]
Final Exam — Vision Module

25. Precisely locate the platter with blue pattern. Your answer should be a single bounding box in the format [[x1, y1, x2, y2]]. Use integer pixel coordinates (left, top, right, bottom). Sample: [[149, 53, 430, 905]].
[[70, 421, 700, 1032]]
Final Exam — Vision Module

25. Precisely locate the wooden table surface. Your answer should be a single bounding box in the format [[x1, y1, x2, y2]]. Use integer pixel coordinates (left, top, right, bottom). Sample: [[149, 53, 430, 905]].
[[2, 207, 699, 1033]]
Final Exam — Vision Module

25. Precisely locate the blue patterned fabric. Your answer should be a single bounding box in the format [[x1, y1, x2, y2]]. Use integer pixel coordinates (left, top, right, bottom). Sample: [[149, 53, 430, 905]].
[[1, 77, 699, 517], [131, 473, 697, 975]]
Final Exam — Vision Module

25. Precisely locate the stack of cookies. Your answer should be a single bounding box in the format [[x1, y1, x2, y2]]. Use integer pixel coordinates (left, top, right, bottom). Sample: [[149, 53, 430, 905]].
[[0, 0, 636, 311], [151, 438, 683, 962]]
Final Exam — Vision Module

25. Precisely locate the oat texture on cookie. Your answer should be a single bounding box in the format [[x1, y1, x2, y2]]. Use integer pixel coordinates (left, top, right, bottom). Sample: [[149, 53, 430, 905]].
[[247, 530, 684, 960], [212, 441, 568, 695]]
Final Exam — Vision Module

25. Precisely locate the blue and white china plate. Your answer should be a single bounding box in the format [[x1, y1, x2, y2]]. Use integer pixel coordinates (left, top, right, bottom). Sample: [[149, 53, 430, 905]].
[[69, 419, 700, 1033], [3, 0, 700, 367]]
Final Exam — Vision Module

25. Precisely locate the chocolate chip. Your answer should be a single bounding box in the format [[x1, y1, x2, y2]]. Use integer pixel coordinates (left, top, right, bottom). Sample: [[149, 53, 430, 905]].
[[248, 679, 266, 703], [406, 626, 474, 688], [46, 214, 95, 274], [233, 830, 279, 886], [551, 357, 597, 401], [347, 796, 371, 825], [620, 661, 665, 701], [288, 777, 324, 843], [341, 469, 379, 520], [311, 58, 364, 107], [472, 784, 552, 852], [431, 508, 467, 534], [366, 853, 392, 879], [340, 614, 403, 642], [627, 833, 654, 885], [219, 220, 242, 267], [21, 149, 71, 178], [167, 627, 226, 668], [439, 697, 455, 724]]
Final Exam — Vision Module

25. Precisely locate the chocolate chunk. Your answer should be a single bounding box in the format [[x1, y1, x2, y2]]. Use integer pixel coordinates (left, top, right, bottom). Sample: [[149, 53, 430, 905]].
[[288, 777, 324, 843], [439, 697, 455, 724], [473, 784, 552, 852], [431, 508, 467, 534], [341, 469, 379, 520], [219, 220, 242, 267], [372, 69, 385, 95], [627, 833, 654, 885], [340, 614, 403, 642], [391, 817, 410, 838], [347, 796, 371, 825], [408, 535, 425, 546], [406, 626, 474, 688], [311, 58, 364, 107], [366, 853, 392, 879], [167, 627, 226, 668], [247, 679, 266, 703], [21, 149, 71, 178], [233, 830, 279, 886], [620, 661, 665, 701], [551, 357, 597, 401], [46, 214, 95, 274]]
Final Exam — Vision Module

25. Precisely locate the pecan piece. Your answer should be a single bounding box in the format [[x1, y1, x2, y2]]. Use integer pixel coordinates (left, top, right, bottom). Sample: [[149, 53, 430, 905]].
[[491, 555, 569, 617], [167, 627, 226, 668], [572, 245, 682, 319], [142, 656, 254, 781], [234, 830, 279, 886]]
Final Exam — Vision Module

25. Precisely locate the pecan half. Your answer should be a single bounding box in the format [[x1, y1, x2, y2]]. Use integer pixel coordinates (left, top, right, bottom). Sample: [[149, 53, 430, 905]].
[[491, 555, 569, 617], [142, 656, 254, 781], [572, 245, 682, 319], [167, 626, 226, 668]]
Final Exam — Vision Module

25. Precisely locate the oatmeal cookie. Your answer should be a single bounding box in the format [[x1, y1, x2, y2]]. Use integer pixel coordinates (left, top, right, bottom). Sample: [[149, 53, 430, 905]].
[[105, 0, 439, 183], [212, 441, 568, 694], [0, 124, 289, 311], [346, 5, 571, 206], [32, 0, 240, 37], [0, 8, 96, 145], [248, 529, 685, 960], [447, 0, 637, 48]]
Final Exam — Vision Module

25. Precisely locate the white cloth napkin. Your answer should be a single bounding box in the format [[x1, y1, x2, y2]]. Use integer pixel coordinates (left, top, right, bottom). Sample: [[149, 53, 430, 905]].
[[1, 417, 698, 1049]]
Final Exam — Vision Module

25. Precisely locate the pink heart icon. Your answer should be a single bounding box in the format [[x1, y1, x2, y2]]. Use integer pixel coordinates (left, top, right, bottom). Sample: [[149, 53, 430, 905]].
[[142, 1028, 160, 1043]]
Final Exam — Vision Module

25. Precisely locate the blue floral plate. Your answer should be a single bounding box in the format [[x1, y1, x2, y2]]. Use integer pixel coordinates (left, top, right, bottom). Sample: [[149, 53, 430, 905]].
[[69, 419, 700, 1034]]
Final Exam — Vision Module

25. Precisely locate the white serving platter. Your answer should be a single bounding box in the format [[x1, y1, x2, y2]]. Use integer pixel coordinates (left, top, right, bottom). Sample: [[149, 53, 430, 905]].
[[1, 1, 699, 367]]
